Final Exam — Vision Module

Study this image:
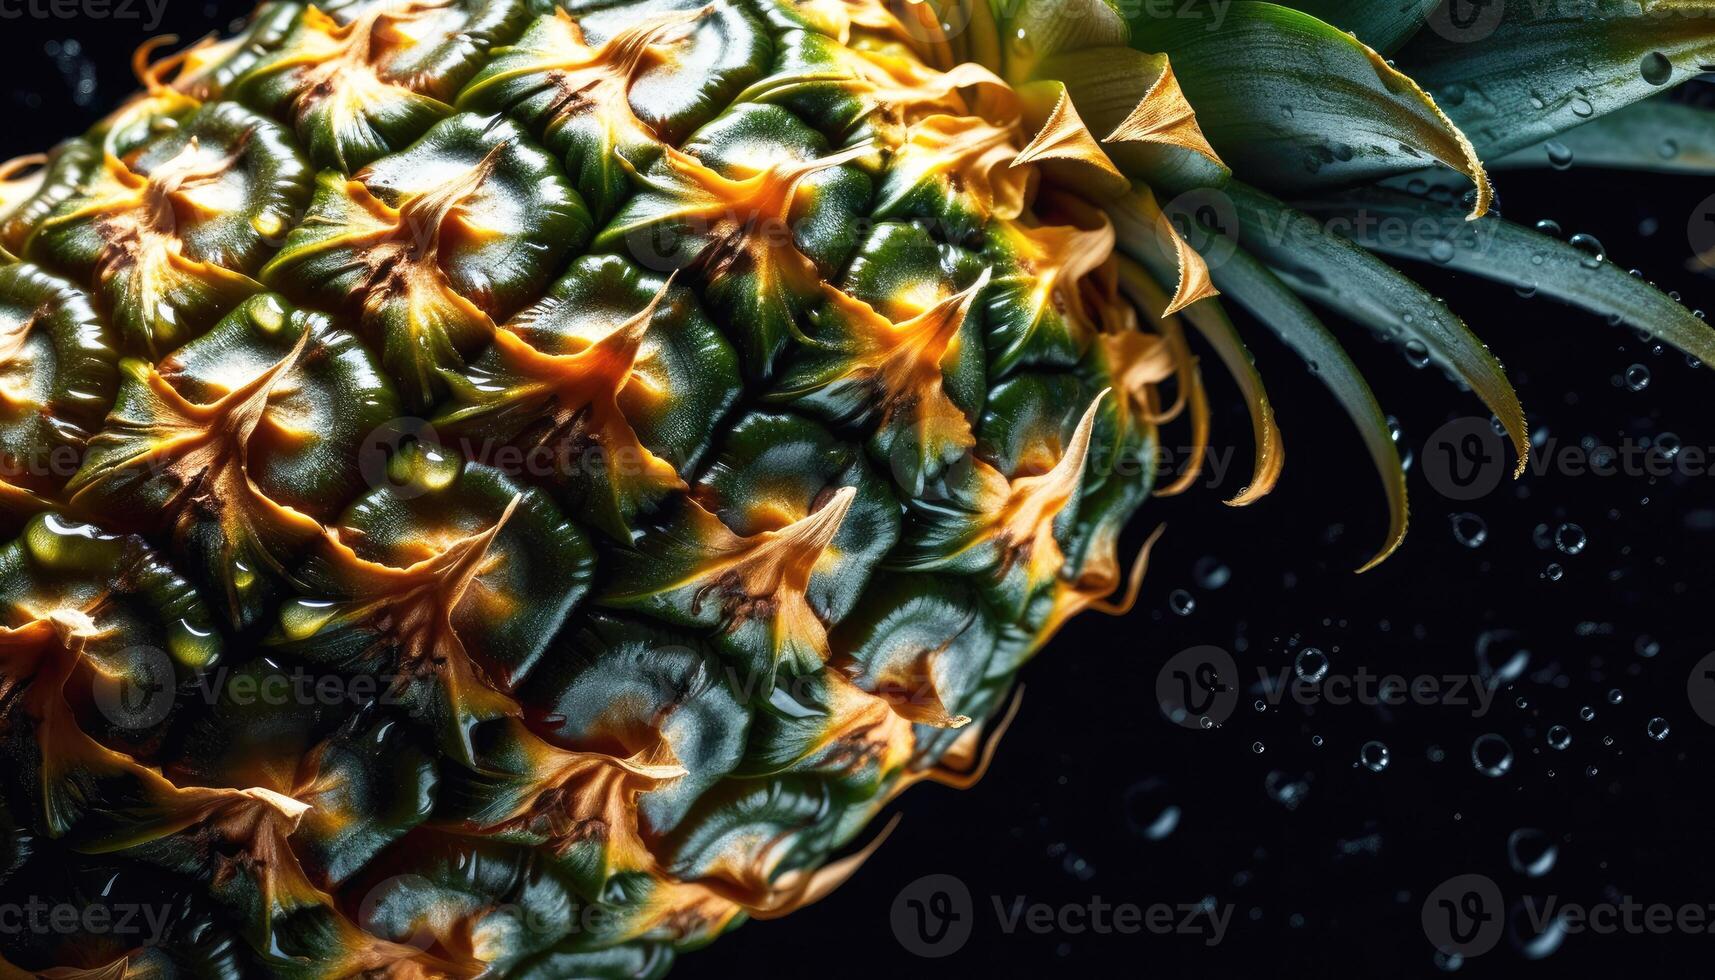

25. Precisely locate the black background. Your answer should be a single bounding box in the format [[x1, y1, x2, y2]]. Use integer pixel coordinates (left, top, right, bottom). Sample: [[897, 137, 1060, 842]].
[[5, 5, 1714, 978]]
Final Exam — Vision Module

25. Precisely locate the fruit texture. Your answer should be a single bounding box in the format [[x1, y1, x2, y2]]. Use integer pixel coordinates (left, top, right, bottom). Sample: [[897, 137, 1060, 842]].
[[0, 0, 1712, 976]]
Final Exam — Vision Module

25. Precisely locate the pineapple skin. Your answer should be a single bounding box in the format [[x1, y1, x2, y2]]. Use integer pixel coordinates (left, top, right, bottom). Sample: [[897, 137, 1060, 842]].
[[0, 0, 1168, 975]]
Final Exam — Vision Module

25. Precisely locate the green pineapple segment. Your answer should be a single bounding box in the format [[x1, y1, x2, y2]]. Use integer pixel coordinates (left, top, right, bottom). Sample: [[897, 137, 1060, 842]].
[[0, 0, 1711, 976]]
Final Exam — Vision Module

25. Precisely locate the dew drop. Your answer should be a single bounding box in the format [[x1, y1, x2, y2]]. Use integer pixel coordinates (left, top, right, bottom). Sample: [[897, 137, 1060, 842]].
[[1579, 705, 1596, 722], [1543, 562, 1564, 581], [1294, 647, 1329, 683], [1359, 741, 1390, 772], [1554, 523, 1586, 554], [1169, 589, 1196, 615], [1606, 688, 1623, 705], [1507, 828, 1559, 877], [1647, 717, 1670, 741], [1624, 363, 1651, 391], [1429, 239, 1456, 264], [1641, 51, 1673, 85], [1471, 733, 1514, 777], [1544, 141, 1574, 169], [1547, 725, 1571, 750], [1193, 556, 1231, 590], [1534, 218, 1563, 238], [1449, 512, 1488, 548], [1123, 779, 1180, 840], [1403, 339, 1431, 368], [1569, 232, 1605, 267]]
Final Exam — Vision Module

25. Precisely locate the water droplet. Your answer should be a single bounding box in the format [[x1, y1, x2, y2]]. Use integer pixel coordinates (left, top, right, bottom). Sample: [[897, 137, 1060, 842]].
[[1359, 741, 1390, 772], [1579, 705, 1596, 722], [1655, 433, 1681, 460], [1606, 688, 1624, 705], [1507, 828, 1559, 877], [1169, 589, 1196, 615], [1543, 562, 1564, 581], [1193, 556, 1231, 590], [1475, 630, 1529, 685], [1251, 740, 1266, 754], [1641, 51, 1673, 85], [1449, 512, 1488, 548], [1544, 141, 1574, 169], [1634, 634, 1661, 658], [1514, 280, 1539, 298], [1647, 717, 1670, 741], [1569, 233, 1605, 267], [1311, 735, 1325, 747], [1570, 96, 1594, 118], [1554, 523, 1587, 555], [1429, 239, 1456, 264], [1534, 218, 1563, 237], [1471, 733, 1514, 777], [1294, 647, 1329, 683], [1264, 770, 1309, 810], [1659, 138, 1680, 160], [1547, 725, 1572, 750], [1403, 339, 1431, 368], [1624, 363, 1651, 391], [1123, 779, 1180, 840]]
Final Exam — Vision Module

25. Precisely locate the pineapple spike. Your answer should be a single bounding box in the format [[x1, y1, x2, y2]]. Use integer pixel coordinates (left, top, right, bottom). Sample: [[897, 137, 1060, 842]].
[[1102, 59, 1223, 167], [917, 684, 1026, 792], [746, 813, 902, 920]]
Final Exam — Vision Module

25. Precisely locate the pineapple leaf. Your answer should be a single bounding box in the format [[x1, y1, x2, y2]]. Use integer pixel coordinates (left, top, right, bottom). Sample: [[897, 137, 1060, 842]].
[[1176, 297, 1287, 507], [1226, 182, 1530, 477], [1272, 0, 1427, 53], [1296, 187, 1715, 367], [1210, 246, 1408, 570], [1126, 1, 1490, 215], [1489, 97, 1715, 174], [1398, 1, 1715, 161]]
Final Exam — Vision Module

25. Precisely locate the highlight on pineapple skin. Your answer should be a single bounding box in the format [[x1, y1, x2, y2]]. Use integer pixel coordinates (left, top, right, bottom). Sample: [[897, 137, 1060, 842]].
[[0, 0, 1710, 975]]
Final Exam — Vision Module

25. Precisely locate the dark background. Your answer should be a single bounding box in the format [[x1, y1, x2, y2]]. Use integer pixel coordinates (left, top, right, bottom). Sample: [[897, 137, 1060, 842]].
[[6, 6, 1713, 978]]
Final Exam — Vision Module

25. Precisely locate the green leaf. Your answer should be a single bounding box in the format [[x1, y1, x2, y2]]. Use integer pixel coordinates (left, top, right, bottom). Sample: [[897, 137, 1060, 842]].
[[1295, 187, 1715, 367], [1276, 0, 1426, 52], [1173, 298, 1286, 507], [1490, 97, 1715, 174], [1398, 2, 1715, 160], [1226, 181, 1529, 475], [1126, 1, 1490, 215], [1210, 247, 1408, 570], [995, 0, 1131, 83]]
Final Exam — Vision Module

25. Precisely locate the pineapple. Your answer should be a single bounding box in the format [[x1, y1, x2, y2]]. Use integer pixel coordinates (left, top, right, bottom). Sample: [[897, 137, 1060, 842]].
[[1, 0, 1711, 975]]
